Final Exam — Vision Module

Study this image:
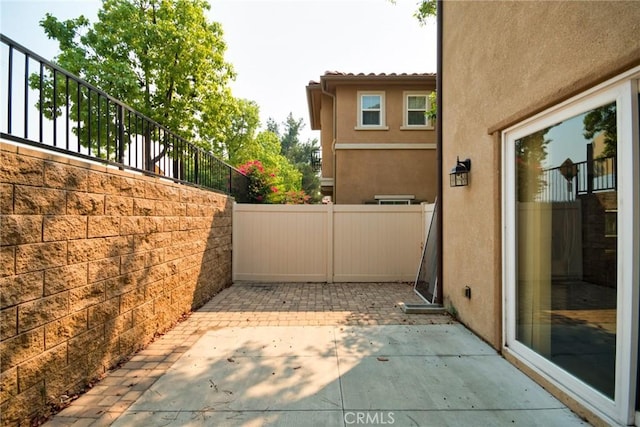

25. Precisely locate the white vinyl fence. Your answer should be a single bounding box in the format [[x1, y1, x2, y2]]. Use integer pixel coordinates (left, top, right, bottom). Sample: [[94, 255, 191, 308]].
[[232, 203, 434, 282]]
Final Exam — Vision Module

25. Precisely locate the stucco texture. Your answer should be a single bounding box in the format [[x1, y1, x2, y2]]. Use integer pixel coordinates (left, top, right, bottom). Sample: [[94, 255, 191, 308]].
[[441, 1, 640, 348], [336, 149, 437, 204]]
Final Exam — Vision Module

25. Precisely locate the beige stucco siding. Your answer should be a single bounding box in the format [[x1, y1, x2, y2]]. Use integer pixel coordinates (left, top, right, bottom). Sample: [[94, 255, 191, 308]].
[[311, 73, 437, 202], [441, 0, 640, 349], [320, 93, 335, 181], [335, 86, 435, 144], [336, 149, 436, 204]]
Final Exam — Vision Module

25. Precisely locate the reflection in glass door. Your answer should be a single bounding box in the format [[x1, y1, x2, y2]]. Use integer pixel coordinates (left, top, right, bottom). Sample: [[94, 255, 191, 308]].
[[515, 102, 618, 398]]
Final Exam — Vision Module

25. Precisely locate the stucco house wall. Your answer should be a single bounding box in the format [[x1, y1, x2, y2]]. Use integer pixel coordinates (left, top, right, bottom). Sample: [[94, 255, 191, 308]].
[[336, 149, 437, 204], [441, 0, 640, 350], [441, 2, 640, 425]]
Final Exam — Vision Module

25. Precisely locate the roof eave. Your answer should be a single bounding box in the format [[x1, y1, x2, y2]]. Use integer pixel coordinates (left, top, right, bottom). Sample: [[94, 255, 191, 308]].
[[305, 82, 322, 130]]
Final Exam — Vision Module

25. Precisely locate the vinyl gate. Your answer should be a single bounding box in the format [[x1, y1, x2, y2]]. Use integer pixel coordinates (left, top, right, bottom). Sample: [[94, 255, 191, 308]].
[[232, 203, 434, 282]]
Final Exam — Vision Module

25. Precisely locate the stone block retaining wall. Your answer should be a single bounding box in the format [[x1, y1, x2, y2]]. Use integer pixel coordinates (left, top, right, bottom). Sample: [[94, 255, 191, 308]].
[[0, 141, 233, 425]]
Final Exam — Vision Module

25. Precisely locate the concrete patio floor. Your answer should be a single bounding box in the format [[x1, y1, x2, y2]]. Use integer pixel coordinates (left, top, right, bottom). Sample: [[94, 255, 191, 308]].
[[45, 283, 588, 426]]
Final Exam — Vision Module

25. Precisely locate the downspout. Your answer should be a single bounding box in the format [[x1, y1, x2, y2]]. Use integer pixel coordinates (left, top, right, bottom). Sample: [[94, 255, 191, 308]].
[[436, 0, 444, 306], [321, 79, 337, 203]]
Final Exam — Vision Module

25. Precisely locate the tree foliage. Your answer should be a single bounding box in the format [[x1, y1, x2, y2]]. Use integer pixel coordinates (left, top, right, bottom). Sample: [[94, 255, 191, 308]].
[[274, 114, 321, 203], [221, 98, 260, 162], [389, 0, 436, 25], [414, 0, 437, 24], [233, 114, 322, 203], [515, 129, 550, 202], [233, 130, 303, 203], [34, 0, 253, 158], [583, 103, 617, 158], [237, 160, 272, 203]]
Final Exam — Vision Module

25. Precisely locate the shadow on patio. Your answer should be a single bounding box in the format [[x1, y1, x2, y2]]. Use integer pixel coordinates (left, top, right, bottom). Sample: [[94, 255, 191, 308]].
[[45, 282, 588, 427], [111, 323, 587, 426]]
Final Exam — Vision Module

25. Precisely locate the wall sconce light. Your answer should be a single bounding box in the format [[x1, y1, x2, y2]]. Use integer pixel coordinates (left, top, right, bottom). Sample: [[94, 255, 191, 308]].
[[450, 157, 471, 187]]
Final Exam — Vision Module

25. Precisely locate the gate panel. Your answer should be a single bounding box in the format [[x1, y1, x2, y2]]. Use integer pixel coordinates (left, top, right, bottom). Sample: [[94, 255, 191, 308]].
[[232, 203, 433, 282]]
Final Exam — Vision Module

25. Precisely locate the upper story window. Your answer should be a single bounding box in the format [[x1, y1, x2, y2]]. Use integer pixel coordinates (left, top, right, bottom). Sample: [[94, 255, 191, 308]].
[[402, 91, 433, 129], [357, 91, 387, 129]]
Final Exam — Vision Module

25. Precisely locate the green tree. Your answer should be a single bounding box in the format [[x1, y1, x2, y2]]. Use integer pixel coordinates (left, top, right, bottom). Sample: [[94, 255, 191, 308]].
[[583, 103, 617, 158], [265, 118, 279, 139], [515, 129, 550, 202], [280, 113, 304, 158], [221, 98, 261, 163], [389, 0, 436, 25], [233, 130, 303, 203], [33, 0, 243, 164], [270, 114, 321, 203], [414, 0, 437, 24]]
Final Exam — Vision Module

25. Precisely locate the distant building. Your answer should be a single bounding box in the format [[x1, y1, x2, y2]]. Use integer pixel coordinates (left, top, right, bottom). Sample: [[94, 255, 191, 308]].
[[306, 72, 436, 204]]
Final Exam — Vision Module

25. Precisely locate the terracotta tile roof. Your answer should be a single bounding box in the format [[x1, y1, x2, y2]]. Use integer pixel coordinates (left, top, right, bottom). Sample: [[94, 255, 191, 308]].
[[322, 71, 436, 77], [308, 71, 435, 87]]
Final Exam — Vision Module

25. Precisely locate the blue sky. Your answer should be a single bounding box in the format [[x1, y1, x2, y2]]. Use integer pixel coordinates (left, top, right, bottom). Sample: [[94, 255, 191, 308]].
[[0, 0, 436, 143]]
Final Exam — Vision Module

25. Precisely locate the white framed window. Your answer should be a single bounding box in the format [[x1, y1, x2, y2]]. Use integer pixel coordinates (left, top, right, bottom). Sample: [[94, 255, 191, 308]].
[[375, 194, 415, 205], [502, 68, 639, 426], [356, 91, 387, 129], [402, 91, 433, 129]]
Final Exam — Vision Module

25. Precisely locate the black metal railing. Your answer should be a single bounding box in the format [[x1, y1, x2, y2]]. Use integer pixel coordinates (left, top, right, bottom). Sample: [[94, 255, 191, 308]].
[[0, 34, 248, 202], [538, 156, 617, 202]]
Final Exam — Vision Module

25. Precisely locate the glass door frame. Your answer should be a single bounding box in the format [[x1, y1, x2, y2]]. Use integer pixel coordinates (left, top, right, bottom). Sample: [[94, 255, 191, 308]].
[[502, 68, 639, 425]]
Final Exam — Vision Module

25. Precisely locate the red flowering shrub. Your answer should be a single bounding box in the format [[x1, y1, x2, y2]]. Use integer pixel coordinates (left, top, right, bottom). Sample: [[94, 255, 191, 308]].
[[237, 160, 273, 203], [237, 160, 311, 204]]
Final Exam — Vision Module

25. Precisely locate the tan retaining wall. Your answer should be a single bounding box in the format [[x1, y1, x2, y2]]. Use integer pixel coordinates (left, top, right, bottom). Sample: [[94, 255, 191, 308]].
[[0, 141, 233, 425]]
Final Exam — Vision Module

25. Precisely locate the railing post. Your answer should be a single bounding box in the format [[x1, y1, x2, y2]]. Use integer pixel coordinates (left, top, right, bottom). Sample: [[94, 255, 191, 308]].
[[7, 45, 12, 134], [39, 62, 44, 143], [194, 150, 200, 185], [144, 123, 152, 173], [118, 104, 125, 169], [586, 143, 594, 194]]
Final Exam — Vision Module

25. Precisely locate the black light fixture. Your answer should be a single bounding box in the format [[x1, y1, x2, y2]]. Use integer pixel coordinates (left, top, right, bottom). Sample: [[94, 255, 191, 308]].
[[449, 157, 471, 187]]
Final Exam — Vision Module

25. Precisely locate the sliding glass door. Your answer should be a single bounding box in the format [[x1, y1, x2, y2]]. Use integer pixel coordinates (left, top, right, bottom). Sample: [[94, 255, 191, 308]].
[[503, 73, 639, 425], [515, 101, 618, 398]]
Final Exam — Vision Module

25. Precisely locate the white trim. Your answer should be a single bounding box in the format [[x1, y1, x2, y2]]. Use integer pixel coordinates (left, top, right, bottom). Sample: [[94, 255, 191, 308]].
[[400, 125, 434, 130], [335, 143, 436, 150], [633, 81, 640, 427], [353, 126, 389, 131], [374, 194, 416, 200], [320, 177, 334, 187], [502, 65, 640, 426], [357, 91, 386, 128], [616, 77, 640, 426]]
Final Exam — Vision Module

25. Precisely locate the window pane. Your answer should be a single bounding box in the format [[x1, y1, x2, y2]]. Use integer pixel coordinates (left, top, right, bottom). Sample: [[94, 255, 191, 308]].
[[408, 111, 426, 125], [408, 95, 427, 110], [362, 111, 380, 125], [515, 101, 617, 399], [362, 95, 381, 110]]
